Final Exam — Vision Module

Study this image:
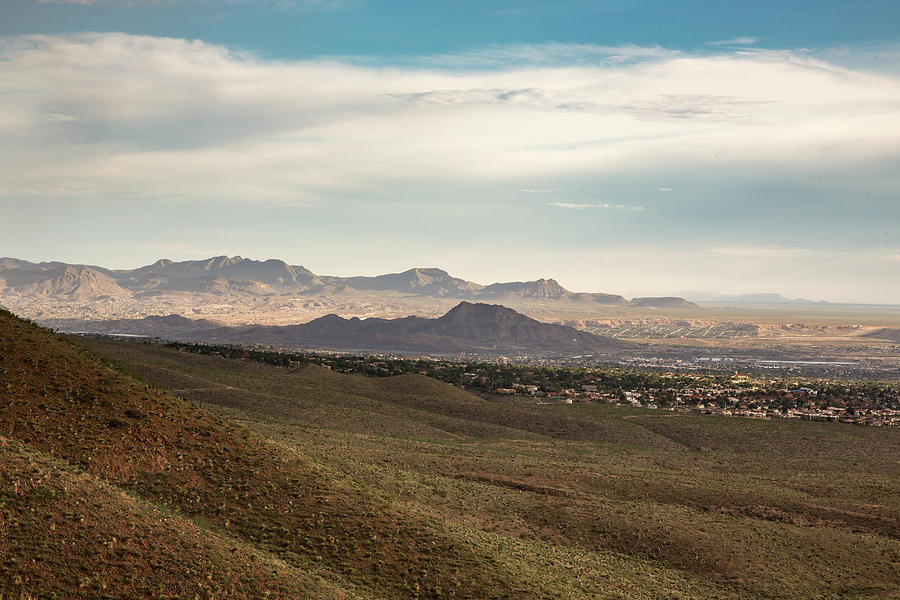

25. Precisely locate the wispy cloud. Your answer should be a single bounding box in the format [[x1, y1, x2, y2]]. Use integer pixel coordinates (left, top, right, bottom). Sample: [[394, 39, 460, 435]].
[[44, 112, 82, 123], [656, 187, 673, 192], [710, 246, 815, 259], [707, 37, 760, 46], [548, 202, 593, 210], [416, 42, 681, 69], [388, 88, 769, 123], [521, 188, 557, 193], [548, 202, 646, 211]]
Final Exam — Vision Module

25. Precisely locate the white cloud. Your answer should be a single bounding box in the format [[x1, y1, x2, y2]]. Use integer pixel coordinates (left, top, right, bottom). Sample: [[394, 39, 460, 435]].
[[44, 113, 82, 123], [548, 202, 646, 211], [521, 188, 556, 193], [656, 187, 672, 192], [548, 202, 593, 210], [707, 37, 760, 46], [415, 42, 682, 68], [1, 33, 899, 207]]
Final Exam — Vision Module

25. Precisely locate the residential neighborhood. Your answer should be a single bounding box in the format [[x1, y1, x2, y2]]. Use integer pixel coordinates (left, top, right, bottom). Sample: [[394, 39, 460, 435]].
[[162, 340, 900, 427]]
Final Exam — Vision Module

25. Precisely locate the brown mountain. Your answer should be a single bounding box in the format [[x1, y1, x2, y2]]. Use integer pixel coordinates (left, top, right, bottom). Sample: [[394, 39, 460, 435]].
[[72, 313, 224, 337], [860, 327, 900, 343], [121, 255, 321, 294], [0, 264, 130, 299], [79, 302, 626, 354], [0, 256, 687, 309], [630, 297, 699, 309], [478, 277, 570, 299], [333, 267, 483, 296]]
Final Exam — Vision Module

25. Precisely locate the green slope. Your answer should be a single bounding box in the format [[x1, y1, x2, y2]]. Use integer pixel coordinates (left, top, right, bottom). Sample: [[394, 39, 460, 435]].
[[74, 334, 900, 599], [0, 436, 351, 599]]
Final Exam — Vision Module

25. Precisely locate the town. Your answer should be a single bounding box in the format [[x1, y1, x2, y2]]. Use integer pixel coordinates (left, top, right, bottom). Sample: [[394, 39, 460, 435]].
[[164, 341, 900, 427]]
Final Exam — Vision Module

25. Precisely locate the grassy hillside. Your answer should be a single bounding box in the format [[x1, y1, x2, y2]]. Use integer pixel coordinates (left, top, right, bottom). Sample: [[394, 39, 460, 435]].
[[0, 436, 349, 599], [1, 310, 729, 599], [73, 335, 900, 599], [67, 337, 681, 447], [2, 309, 899, 598]]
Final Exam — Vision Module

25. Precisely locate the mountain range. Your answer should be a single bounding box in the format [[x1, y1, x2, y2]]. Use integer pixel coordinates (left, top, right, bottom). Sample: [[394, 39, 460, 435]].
[[72, 301, 627, 355], [683, 291, 829, 305], [0, 255, 692, 307]]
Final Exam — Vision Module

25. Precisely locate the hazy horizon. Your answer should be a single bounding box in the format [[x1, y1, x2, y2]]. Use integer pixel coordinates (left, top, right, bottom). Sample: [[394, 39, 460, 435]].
[[2, 1, 899, 304]]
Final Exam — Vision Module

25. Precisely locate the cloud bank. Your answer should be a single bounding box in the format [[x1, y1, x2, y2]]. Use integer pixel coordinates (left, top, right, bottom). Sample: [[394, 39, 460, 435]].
[[2, 33, 899, 205]]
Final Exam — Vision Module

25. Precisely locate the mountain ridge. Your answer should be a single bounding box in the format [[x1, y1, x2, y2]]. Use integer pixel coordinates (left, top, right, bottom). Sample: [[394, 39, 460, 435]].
[[0, 255, 682, 307], [684, 291, 828, 305]]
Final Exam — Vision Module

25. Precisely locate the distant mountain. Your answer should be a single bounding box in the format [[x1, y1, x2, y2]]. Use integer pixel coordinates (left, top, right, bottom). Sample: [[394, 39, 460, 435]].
[[685, 292, 828, 305], [0, 255, 329, 299], [0, 255, 681, 309], [72, 302, 627, 355], [860, 328, 900, 343], [630, 297, 699, 309], [72, 314, 224, 337], [578, 292, 631, 305], [333, 267, 482, 296], [0, 263, 131, 299], [130, 256, 317, 284], [121, 256, 320, 295], [478, 278, 568, 299], [475, 278, 632, 305]]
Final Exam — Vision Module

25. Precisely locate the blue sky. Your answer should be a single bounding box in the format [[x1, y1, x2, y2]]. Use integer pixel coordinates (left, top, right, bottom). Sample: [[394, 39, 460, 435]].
[[6, 1, 899, 59], [2, 1, 900, 302]]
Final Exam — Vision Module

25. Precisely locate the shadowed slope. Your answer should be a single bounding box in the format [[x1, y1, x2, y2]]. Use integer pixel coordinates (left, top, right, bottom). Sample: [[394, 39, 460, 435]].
[[73, 337, 677, 447], [0, 437, 351, 599]]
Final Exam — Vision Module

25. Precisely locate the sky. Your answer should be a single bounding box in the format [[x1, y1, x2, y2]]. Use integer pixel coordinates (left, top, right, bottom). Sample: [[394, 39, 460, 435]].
[[2, 1, 900, 303]]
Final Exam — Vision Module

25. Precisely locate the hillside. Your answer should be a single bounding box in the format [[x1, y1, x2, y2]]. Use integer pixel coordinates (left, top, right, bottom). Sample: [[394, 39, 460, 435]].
[[77, 333, 900, 600], [0, 308, 720, 599], [0, 309, 631, 599], [0, 437, 349, 599], [4, 309, 900, 598]]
